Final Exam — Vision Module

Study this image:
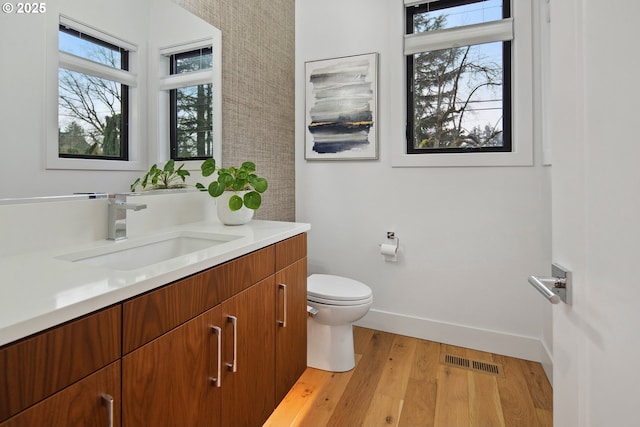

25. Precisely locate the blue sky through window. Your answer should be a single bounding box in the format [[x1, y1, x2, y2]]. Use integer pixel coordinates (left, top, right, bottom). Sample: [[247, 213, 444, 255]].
[[59, 30, 122, 69], [409, 0, 507, 150], [416, 0, 502, 32], [58, 27, 125, 157]]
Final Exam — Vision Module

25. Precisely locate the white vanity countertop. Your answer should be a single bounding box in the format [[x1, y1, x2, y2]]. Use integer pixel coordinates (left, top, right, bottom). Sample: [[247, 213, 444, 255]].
[[0, 219, 310, 347]]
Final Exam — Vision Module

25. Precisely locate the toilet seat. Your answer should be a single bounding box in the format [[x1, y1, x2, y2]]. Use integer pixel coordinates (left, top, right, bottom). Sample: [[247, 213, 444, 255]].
[[308, 294, 373, 306], [307, 274, 373, 306]]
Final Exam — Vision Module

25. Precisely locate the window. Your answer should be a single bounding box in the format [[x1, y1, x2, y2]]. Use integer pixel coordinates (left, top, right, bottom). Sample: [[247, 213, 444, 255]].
[[405, 0, 512, 155], [45, 9, 220, 172], [57, 21, 134, 160], [168, 48, 213, 161]]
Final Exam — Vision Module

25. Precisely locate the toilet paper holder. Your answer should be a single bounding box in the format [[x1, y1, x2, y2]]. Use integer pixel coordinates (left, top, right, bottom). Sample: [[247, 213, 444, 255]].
[[385, 232, 399, 248], [380, 232, 399, 261]]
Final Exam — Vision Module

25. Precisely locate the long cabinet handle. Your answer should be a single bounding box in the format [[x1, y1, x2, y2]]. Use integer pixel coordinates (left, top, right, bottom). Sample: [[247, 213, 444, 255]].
[[101, 394, 114, 427], [278, 283, 287, 327], [226, 315, 238, 372], [209, 326, 222, 387]]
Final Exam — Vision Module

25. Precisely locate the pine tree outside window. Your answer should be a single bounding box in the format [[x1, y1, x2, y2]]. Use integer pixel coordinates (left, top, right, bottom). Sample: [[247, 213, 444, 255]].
[[169, 48, 213, 161], [405, 0, 512, 154]]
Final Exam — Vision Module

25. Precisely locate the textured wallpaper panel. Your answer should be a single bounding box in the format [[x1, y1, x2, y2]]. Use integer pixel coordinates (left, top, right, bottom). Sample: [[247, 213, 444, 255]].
[[173, 0, 295, 221]]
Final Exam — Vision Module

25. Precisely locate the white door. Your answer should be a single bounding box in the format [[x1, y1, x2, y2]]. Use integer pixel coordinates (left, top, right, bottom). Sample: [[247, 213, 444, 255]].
[[550, 0, 640, 426]]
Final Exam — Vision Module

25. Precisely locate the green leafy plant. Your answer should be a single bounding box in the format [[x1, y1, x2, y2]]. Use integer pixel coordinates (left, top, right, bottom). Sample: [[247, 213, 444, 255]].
[[196, 158, 268, 211], [130, 160, 190, 192]]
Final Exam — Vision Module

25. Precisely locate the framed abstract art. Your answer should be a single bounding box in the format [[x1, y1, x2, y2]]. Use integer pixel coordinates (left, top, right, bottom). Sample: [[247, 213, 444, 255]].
[[304, 52, 378, 160]]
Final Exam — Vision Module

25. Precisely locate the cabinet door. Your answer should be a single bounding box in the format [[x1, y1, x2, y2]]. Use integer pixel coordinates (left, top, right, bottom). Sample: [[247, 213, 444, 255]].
[[0, 306, 121, 422], [221, 276, 276, 427], [122, 308, 223, 427], [122, 245, 276, 354], [0, 361, 121, 427], [275, 257, 308, 403]]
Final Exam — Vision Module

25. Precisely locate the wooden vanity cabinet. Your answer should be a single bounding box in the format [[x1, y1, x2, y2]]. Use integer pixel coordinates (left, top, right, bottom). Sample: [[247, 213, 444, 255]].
[[121, 302, 222, 426], [122, 276, 277, 427], [1, 232, 307, 427], [0, 305, 121, 427], [122, 233, 307, 427], [274, 234, 308, 403], [0, 362, 121, 427], [220, 276, 276, 427], [121, 245, 276, 354]]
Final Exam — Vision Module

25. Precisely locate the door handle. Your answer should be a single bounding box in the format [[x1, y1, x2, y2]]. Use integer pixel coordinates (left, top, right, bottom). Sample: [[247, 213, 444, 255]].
[[528, 263, 571, 304]]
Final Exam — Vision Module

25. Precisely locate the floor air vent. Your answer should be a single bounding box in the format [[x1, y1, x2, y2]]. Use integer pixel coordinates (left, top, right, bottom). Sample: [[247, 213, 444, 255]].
[[441, 354, 504, 377]]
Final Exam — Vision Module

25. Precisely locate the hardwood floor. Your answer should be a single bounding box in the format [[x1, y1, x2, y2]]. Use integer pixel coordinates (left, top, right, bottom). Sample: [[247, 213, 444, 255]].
[[264, 327, 552, 427]]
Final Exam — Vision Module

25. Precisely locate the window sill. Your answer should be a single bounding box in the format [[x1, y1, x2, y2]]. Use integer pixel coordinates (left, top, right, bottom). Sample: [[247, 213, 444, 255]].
[[391, 145, 533, 167], [45, 155, 146, 171]]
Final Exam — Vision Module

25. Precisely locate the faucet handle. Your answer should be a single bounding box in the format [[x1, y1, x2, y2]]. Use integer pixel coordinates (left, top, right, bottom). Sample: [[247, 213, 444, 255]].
[[107, 193, 147, 240], [128, 203, 147, 211], [110, 193, 147, 210]]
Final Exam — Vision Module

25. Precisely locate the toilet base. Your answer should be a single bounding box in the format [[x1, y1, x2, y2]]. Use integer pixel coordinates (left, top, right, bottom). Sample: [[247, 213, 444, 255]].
[[307, 321, 355, 372]]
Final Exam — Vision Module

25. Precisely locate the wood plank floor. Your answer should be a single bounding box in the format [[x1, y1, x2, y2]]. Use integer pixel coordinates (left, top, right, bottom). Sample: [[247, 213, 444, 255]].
[[264, 327, 552, 427]]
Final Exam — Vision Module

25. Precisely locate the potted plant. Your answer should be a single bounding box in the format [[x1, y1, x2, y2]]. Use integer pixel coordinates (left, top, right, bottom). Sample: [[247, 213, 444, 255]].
[[130, 160, 190, 192], [196, 158, 268, 225]]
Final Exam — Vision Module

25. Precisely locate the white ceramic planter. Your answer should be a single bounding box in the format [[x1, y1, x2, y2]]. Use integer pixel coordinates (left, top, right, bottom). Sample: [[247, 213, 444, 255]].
[[216, 191, 254, 225]]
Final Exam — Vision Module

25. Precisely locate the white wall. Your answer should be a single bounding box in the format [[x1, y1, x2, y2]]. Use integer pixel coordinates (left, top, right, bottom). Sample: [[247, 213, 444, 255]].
[[295, 0, 553, 362], [0, 190, 216, 258]]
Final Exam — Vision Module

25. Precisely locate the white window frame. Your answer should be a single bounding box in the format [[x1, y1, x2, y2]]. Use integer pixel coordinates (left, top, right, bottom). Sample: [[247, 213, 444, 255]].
[[151, 35, 222, 171], [394, 0, 533, 167], [47, 15, 144, 171]]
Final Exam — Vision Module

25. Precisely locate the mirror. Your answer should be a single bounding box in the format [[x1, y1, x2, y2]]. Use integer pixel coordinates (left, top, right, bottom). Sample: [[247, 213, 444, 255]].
[[0, 0, 221, 201]]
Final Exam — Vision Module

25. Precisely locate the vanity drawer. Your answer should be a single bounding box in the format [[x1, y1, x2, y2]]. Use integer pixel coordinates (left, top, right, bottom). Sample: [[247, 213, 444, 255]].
[[276, 233, 307, 271], [0, 361, 121, 427], [122, 245, 276, 354], [0, 305, 121, 422]]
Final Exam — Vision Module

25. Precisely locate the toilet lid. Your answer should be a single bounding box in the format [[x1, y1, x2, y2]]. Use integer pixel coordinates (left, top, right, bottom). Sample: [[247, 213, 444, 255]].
[[307, 274, 372, 302]]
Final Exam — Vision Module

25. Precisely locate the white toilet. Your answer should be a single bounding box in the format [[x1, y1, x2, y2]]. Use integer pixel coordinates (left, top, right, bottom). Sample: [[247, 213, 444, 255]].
[[307, 274, 373, 372]]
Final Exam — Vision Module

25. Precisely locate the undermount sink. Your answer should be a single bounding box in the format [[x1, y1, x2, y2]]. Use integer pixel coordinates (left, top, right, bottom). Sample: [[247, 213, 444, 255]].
[[57, 231, 242, 271]]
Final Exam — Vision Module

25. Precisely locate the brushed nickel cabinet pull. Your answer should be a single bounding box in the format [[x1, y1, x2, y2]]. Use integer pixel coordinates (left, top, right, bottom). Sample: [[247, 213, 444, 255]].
[[101, 394, 114, 427], [278, 283, 288, 327], [209, 326, 222, 387], [226, 316, 238, 372]]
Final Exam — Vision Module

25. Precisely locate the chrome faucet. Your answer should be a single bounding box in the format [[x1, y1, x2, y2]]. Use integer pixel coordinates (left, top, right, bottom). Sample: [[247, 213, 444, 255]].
[[107, 194, 147, 241]]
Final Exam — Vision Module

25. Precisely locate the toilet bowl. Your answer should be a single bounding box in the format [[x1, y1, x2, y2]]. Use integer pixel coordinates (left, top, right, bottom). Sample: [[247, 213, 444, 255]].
[[307, 274, 373, 372]]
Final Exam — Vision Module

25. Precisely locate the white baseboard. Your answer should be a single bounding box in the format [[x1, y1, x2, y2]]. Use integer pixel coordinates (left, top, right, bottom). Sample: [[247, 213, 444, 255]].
[[355, 308, 545, 363], [540, 338, 553, 386]]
